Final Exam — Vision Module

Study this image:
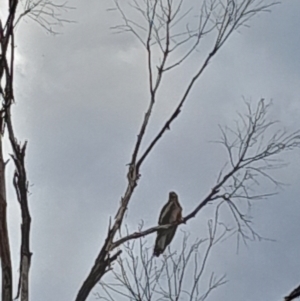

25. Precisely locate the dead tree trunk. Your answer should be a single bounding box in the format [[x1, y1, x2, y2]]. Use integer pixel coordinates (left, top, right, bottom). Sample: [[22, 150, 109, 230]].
[[0, 135, 12, 301]]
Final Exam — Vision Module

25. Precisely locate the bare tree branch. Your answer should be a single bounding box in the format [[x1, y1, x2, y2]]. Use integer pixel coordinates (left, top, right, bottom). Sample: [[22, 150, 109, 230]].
[[99, 207, 230, 301], [15, 0, 75, 34], [111, 100, 300, 249], [285, 284, 300, 301]]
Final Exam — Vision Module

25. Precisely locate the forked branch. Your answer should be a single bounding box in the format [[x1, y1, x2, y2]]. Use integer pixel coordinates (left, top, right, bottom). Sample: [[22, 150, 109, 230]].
[[112, 100, 300, 249], [75, 2, 281, 300], [99, 207, 229, 301]]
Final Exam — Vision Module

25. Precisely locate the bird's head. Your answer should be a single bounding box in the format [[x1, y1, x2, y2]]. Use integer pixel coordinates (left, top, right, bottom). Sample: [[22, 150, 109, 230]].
[[169, 191, 178, 201]]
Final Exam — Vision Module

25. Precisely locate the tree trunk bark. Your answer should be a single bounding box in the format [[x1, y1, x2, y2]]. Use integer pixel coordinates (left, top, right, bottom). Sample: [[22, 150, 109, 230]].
[[0, 136, 13, 301]]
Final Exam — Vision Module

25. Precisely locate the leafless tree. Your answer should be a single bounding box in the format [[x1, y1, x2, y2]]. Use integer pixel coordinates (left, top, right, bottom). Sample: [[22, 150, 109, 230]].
[[1, 1, 299, 301], [73, 1, 300, 301], [0, 1, 71, 301]]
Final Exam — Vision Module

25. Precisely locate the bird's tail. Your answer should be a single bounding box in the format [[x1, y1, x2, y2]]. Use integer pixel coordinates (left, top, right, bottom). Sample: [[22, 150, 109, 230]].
[[153, 235, 167, 257], [153, 246, 163, 257]]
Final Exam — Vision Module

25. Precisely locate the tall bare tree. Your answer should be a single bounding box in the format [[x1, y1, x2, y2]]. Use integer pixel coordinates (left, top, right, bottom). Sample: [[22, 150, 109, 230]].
[[0, 1, 72, 301], [74, 1, 300, 301]]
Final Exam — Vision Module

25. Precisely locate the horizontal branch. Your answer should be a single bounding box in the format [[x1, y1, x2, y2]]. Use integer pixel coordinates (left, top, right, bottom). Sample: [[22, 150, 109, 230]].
[[111, 188, 221, 249], [112, 223, 180, 250]]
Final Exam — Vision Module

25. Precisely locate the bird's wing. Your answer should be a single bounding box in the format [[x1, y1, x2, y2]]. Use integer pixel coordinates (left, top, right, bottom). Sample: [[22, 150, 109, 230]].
[[158, 202, 175, 225], [175, 204, 183, 222], [165, 226, 177, 247]]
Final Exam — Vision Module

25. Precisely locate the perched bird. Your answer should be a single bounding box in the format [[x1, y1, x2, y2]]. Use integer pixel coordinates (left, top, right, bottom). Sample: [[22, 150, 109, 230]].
[[153, 191, 183, 257]]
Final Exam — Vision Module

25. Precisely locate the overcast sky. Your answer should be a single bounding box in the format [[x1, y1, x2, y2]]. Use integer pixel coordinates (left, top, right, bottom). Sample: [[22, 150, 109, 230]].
[[2, 0, 300, 300]]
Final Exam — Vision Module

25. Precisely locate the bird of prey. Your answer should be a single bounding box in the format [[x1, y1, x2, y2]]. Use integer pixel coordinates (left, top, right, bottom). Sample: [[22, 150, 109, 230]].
[[153, 191, 183, 257]]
